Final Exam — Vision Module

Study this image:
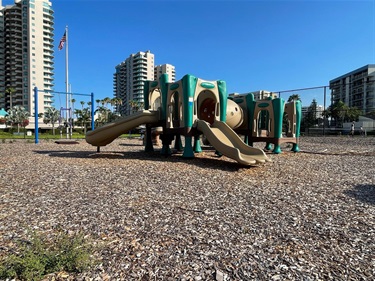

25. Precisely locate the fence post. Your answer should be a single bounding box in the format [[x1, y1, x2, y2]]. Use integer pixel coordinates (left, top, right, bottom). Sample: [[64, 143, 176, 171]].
[[91, 92, 95, 130], [323, 86, 326, 136], [34, 87, 39, 144]]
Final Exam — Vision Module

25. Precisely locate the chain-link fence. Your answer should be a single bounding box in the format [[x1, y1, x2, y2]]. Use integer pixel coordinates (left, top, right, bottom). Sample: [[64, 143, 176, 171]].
[[275, 86, 375, 136]]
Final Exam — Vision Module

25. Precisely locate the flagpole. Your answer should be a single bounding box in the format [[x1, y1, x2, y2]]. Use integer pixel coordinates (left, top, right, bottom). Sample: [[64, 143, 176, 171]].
[[65, 25, 69, 138]]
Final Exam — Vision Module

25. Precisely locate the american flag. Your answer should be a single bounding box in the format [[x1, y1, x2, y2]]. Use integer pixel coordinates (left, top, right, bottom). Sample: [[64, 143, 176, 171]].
[[58, 31, 66, 51]]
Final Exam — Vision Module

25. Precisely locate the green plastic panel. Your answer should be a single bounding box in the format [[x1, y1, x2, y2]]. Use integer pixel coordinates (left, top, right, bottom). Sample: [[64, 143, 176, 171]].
[[258, 103, 270, 108], [182, 74, 198, 128], [271, 98, 285, 138], [143, 81, 150, 109], [295, 100, 302, 137], [217, 80, 227, 122], [170, 83, 180, 91], [246, 93, 256, 133], [160, 74, 169, 120], [200, 82, 215, 89]]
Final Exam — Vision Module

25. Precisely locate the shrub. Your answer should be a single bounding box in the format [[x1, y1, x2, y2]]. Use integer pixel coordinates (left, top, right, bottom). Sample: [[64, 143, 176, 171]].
[[0, 231, 94, 280]]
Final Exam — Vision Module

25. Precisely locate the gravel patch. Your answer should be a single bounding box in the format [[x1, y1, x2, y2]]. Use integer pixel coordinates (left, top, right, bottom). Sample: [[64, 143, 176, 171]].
[[0, 136, 374, 280]]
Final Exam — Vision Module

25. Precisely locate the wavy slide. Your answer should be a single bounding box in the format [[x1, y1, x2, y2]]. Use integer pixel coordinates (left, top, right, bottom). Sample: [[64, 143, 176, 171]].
[[196, 120, 271, 165], [86, 110, 159, 147]]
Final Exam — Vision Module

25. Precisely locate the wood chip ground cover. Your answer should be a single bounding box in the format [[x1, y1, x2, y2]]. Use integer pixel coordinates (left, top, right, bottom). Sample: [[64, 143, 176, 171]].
[[0, 136, 374, 280]]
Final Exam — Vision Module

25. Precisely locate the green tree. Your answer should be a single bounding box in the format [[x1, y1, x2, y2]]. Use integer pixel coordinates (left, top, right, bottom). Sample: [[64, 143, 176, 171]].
[[95, 106, 110, 125], [302, 99, 318, 132], [74, 107, 91, 134], [103, 97, 111, 108], [284, 94, 302, 134], [324, 100, 361, 127], [95, 99, 101, 109], [43, 107, 60, 135], [111, 97, 122, 115], [6, 105, 30, 133], [346, 107, 362, 122], [287, 94, 301, 102], [128, 100, 143, 114], [5, 87, 16, 109], [71, 98, 76, 120]]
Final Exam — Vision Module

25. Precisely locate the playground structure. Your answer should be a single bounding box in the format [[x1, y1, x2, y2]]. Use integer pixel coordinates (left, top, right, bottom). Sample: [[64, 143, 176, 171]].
[[230, 93, 302, 154], [86, 74, 301, 165]]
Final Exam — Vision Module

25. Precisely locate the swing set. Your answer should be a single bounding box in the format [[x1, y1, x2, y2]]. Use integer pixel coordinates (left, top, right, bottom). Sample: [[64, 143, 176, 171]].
[[33, 87, 95, 144]]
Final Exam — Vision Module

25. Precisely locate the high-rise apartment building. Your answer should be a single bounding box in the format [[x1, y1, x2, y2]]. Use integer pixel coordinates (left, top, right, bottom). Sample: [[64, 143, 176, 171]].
[[0, 0, 54, 116], [330, 64, 375, 115], [154, 64, 175, 82], [113, 50, 176, 115], [113, 50, 154, 116]]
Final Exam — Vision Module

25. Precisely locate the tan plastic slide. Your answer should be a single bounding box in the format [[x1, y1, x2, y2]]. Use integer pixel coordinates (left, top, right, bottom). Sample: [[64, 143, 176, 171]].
[[196, 120, 271, 165], [85, 110, 159, 147]]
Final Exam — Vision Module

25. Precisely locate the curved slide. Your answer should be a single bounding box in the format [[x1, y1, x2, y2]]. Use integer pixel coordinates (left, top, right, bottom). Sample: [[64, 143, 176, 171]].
[[86, 110, 159, 147], [196, 120, 271, 165]]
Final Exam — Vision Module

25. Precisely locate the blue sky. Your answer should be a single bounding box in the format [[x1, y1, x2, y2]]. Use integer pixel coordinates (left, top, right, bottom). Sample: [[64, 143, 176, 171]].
[[10, 0, 375, 107]]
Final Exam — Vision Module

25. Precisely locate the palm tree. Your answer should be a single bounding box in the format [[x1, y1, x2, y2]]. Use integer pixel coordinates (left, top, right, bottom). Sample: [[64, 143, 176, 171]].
[[95, 105, 110, 125], [129, 100, 143, 114], [111, 97, 122, 114], [75, 107, 91, 134], [71, 98, 76, 112], [324, 100, 349, 127], [346, 107, 362, 122], [43, 107, 60, 135], [6, 105, 30, 133], [102, 97, 111, 121], [5, 87, 16, 109], [103, 97, 111, 110], [95, 99, 101, 109], [70, 98, 76, 124], [80, 101, 85, 109], [287, 94, 301, 102]]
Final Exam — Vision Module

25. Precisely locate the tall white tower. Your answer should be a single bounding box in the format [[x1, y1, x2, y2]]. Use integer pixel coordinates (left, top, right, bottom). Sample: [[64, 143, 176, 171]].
[[0, 0, 54, 116], [114, 50, 155, 115]]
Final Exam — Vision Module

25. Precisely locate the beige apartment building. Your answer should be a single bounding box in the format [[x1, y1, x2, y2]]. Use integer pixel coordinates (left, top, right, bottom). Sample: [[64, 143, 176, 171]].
[[0, 0, 54, 116], [154, 63, 175, 82], [113, 50, 175, 115]]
